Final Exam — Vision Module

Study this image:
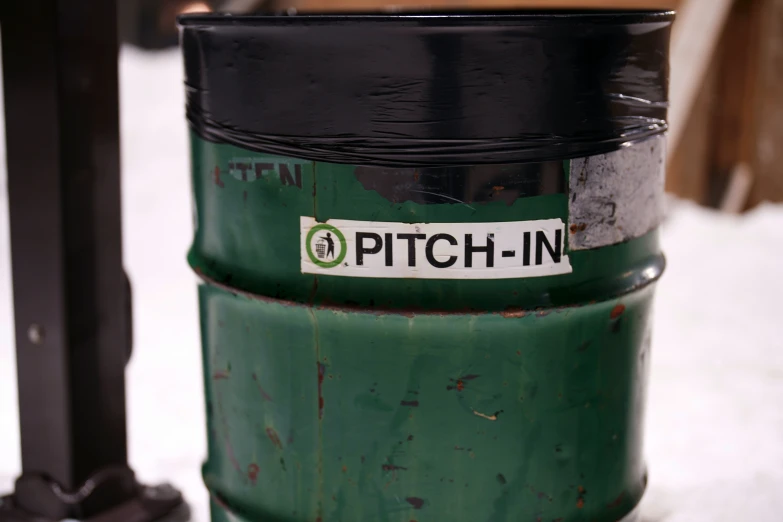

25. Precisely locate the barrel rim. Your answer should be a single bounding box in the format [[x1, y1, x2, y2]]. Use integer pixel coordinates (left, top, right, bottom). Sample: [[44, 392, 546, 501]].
[[178, 10, 675, 27], [194, 254, 665, 318]]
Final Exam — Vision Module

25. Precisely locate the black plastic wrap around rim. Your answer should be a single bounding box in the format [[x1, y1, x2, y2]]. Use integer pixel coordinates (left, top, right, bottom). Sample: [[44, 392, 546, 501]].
[[180, 11, 674, 167]]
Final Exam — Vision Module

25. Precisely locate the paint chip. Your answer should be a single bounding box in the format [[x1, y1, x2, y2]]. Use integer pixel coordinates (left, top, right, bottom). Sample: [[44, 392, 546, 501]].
[[610, 304, 626, 319], [472, 410, 500, 421]]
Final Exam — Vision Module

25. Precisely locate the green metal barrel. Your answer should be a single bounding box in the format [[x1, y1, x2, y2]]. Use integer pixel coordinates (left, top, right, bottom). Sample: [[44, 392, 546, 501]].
[[180, 11, 673, 522]]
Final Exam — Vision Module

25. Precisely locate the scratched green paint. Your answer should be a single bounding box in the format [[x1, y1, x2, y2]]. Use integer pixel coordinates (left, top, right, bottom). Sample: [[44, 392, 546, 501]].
[[190, 135, 662, 522], [201, 285, 653, 522]]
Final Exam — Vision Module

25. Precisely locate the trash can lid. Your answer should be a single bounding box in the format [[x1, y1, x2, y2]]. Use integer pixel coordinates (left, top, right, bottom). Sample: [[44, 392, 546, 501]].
[[179, 11, 674, 167]]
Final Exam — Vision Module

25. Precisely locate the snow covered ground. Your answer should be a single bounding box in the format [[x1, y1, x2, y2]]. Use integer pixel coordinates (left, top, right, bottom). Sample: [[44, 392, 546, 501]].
[[0, 47, 781, 521]]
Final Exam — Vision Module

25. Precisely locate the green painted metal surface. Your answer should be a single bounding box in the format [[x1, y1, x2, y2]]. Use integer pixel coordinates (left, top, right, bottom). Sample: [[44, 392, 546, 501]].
[[189, 134, 663, 522], [200, 283, 653, 522], [188, 133, 663, 312]]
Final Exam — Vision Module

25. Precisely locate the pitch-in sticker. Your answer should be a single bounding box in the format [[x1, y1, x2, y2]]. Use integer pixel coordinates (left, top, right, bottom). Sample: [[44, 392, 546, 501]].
[[300, 217, 572, 280]]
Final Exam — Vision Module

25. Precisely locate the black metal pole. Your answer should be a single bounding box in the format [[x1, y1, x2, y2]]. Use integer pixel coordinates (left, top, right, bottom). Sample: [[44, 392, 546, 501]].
[[0, 1, 186, 520], [3, 0, 128, 489]]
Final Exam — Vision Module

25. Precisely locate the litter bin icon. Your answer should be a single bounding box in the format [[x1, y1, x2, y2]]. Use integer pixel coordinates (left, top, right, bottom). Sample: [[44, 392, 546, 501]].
[[315, 238, 327, 259]]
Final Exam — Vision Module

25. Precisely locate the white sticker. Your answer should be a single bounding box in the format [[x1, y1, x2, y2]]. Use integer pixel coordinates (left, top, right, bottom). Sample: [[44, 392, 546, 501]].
[[300, 217, 572, 280]]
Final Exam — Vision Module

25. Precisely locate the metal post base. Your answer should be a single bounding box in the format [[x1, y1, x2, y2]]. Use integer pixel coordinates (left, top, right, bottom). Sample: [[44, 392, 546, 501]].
[[0, 467, 189, 522]]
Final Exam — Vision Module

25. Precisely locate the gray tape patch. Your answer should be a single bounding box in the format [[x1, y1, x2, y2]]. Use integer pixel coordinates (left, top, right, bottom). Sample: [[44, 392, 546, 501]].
[[569, 135, 666, 250]]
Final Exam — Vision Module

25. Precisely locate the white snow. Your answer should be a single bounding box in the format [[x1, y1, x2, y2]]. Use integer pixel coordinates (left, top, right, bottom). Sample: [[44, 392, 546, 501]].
[[0, 47, 781, 521]]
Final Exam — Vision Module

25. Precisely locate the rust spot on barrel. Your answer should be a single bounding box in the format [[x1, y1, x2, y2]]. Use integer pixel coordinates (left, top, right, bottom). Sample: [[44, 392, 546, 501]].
[[213, 370, 230, 380], [317, 362, 326, 419], [501, 308, 527, 318], [569, 223, 587, 233], [247, 463, 259, 485], [447, 374, 480, 391], [610, 304, 626, 319], [266, 427, 283, 449], [382, 464, 407, 471], [213, 166, 224, 188], [406, 497, 425, 510], [576, 485, 587, 509]]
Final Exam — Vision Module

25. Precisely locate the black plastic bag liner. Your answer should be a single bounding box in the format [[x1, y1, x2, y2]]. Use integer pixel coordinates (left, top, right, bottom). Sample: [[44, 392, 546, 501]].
[[179, 11, 674, 167]]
